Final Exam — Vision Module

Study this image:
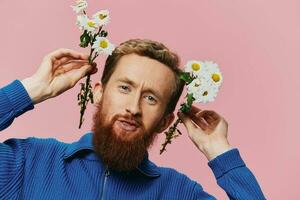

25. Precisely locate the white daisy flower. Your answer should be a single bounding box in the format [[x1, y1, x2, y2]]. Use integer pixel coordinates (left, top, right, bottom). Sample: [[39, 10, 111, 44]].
[[204, 61, 223, 87], [76, 15, 98, 33], [193, 82, 219, 103], [184, 60, 206, 77], [187, 77, 203, 94], [92, 36, 115, 55], [93, 10, 110, 26], [76, 15, 85, 31], [186, 74, 220, 103], [71, 0, 88, 14]]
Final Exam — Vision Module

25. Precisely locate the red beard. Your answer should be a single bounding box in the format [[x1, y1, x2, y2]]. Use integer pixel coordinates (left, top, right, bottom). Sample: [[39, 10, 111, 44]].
[[91, 100, 157, 172]]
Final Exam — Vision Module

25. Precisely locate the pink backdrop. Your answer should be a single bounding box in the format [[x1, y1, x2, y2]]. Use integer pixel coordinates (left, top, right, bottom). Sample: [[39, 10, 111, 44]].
[[1, 0, 299, 199]]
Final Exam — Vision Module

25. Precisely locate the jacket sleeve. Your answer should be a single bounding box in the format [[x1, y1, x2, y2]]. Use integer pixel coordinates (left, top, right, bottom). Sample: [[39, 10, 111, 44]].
[[198, 148, 266, 200], [0, 80, 34, 194], [0, 80, 34, 131]]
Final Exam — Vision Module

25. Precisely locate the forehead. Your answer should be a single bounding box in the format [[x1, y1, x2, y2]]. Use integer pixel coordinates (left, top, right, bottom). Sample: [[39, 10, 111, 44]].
[[108, 54, 176, 98]]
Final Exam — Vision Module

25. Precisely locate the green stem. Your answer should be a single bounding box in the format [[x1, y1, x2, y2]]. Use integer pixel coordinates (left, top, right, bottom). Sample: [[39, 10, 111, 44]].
[[78, 74, 91, 129], [77, 26, 103, 129], [160, 118, 182, 154], [78, 49, 94, 129], [91, 52, 99, 62], [90, 26, 102, 46], [88, 49, 94, 64]]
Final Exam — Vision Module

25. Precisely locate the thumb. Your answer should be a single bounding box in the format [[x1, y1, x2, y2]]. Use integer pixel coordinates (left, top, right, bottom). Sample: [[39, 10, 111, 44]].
[[177, 112, 197, 132]]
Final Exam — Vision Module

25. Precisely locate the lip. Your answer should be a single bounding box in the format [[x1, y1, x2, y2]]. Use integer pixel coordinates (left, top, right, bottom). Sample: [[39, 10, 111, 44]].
[[118, 119, 139, 127], [116, 120, 139, 132]]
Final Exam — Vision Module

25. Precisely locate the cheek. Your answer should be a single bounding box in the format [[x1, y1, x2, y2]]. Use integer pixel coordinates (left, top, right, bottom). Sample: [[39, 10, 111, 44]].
[[101, 90, 128, 121], [107, 91, 127, 110], [100, 95, 118, 121], [143, 111, 165, 132]]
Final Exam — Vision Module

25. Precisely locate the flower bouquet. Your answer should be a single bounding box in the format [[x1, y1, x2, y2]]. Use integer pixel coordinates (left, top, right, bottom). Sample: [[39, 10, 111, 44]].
[[71, 0, 115, 128], [160, 60, 223, 154]]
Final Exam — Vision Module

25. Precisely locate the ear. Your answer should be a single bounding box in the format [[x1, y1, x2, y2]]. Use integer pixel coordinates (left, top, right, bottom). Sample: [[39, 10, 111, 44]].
[[156, 113, 175, 133], [93, 81, 104, 104]]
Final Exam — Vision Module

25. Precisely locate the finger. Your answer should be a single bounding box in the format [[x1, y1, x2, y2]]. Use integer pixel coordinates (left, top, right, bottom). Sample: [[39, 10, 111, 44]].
[[188, 112, 210, 131], [53, 61, 86, 77], [190, 105, 202, 113], [207, 113, 221, 126], [88, 64, 98, 74], [53, 65, 98, 78], [63, 64, 95, 87], [205, 114, 217, 125], [53, 59, 91, 73], [54, 60, 97, 76], [177, 112, 198, 132], [203, 110, 221, 122], [196, 110, 221, 129], [49, 48, 89, 61], [36, 52, 89, 79], [186, 105, 202, 117], [53, 56, 89, 68]]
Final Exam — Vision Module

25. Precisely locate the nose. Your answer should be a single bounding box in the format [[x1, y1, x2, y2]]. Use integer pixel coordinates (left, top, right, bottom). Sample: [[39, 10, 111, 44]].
[[125, 91, 142, 116]]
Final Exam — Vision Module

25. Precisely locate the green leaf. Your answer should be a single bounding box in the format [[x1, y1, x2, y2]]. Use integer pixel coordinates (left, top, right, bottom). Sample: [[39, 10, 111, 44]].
[[180, 103, 190, 113], [179, 72, 191, 83], [186, 93, 195, 106], [100, 30, 108, 37], [79, 30, 91, 48], [179, 72, 197, 85]]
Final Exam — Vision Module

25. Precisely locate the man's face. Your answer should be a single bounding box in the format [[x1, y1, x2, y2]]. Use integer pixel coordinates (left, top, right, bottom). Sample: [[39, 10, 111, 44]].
[[92, 54, 175, 172]]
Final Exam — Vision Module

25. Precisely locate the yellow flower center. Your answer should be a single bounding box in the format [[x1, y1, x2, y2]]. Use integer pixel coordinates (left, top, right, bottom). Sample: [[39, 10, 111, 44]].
[[99, 40, 108, 48], [87, 21, 95, 27], [99, 14, 107, 20], [192, 63, 200, 71], [202, 91, 208, 96], [212, 74, 220, 82]]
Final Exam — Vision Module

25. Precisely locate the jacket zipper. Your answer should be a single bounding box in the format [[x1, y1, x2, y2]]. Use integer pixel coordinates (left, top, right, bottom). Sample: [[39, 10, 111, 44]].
[[101, 166, 110, 200]]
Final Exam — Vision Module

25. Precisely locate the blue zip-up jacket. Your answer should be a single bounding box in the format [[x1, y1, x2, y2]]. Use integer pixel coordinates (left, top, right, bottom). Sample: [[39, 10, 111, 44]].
[[0, 80, 266, 199]]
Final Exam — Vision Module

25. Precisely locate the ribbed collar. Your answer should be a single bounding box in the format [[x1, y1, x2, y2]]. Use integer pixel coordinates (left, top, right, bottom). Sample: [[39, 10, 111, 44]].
[[63, 132, 161, 178]]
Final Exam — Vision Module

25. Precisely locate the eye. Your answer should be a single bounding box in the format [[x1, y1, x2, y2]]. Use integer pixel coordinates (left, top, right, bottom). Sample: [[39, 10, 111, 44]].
[[145, 95, 157, 104], [118, 85, 130, 93]]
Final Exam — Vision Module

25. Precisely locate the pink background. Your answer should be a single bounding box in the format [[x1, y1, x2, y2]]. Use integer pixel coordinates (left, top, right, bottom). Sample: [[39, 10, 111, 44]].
[[1, 0, 299, 199]]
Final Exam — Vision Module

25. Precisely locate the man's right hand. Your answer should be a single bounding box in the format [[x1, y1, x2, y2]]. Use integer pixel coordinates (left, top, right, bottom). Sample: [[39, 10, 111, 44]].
[[21, 48, 98, 105]]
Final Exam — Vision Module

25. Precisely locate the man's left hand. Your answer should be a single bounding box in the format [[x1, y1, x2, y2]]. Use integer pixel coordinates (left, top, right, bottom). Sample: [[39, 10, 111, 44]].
[[177, 105, 233, 161]]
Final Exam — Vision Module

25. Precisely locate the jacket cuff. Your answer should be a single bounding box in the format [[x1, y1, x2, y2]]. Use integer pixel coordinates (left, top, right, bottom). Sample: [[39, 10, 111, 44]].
[[208, 148, 246, 179], [2, 80, 34, 117]]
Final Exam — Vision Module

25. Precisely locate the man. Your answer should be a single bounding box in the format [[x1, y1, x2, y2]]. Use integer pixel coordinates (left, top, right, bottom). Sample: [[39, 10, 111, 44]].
[[0, 39, 266, 199]]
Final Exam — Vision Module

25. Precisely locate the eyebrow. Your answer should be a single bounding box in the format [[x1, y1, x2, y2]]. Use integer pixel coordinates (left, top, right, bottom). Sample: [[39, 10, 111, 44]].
[[116, 77, 163, 101]]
